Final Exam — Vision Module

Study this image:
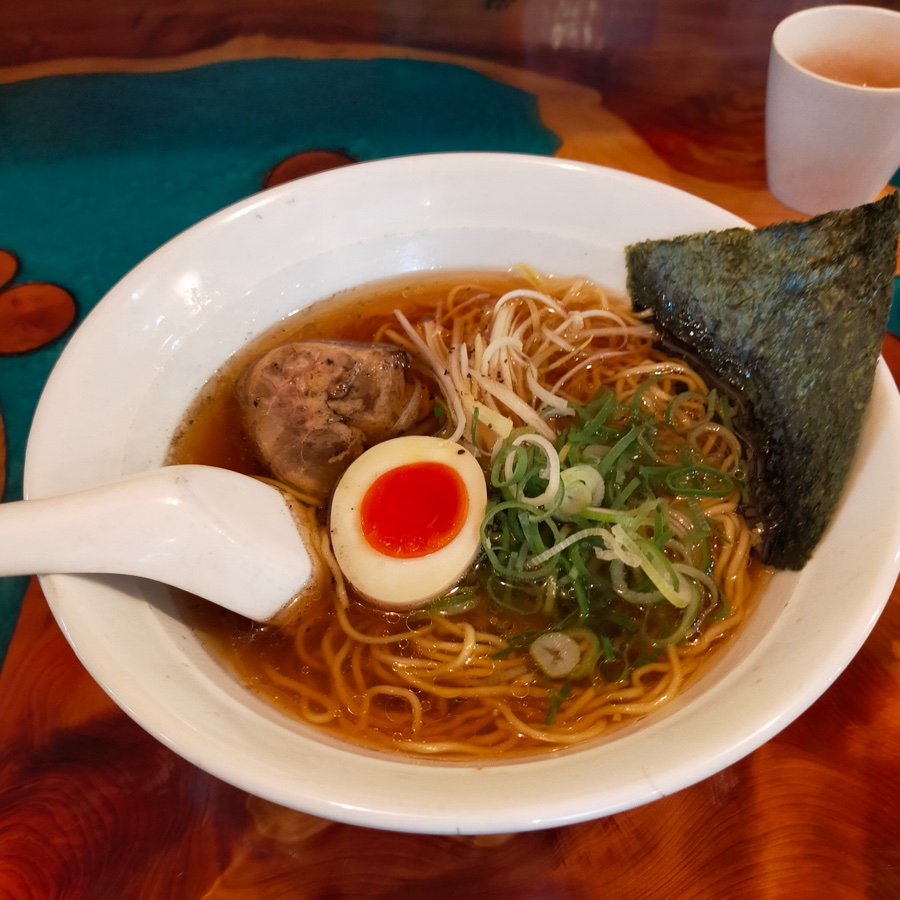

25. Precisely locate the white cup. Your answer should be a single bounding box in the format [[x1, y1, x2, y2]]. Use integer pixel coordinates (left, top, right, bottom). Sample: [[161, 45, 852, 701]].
[[765, 5, 900, 215]]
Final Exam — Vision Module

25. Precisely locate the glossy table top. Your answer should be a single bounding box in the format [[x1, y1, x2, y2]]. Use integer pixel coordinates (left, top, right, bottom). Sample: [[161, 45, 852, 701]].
[[1, 3, 899, 896]]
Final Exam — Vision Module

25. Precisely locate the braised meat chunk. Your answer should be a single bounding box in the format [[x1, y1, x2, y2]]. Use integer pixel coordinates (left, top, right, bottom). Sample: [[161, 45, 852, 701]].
[[237, 340, 432, 500]]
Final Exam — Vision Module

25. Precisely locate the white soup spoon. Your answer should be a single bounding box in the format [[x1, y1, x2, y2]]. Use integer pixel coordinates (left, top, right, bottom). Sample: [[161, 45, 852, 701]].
[[0, 465, 317, 623]]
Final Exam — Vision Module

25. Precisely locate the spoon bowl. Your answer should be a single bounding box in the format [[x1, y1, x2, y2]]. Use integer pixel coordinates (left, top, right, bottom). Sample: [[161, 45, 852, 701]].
[[0, 466, 315, 622]]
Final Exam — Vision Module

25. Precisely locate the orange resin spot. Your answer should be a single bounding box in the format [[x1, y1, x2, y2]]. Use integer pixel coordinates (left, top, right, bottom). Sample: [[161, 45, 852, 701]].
[[360, 462, 468, 559], [0, 283, 77, 354], [0, 249, 18, 287], [264, 150, 355, 188]]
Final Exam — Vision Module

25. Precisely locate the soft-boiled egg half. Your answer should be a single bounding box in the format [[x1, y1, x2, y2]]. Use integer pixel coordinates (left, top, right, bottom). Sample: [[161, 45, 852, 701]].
[[329, 435, 488, 610]]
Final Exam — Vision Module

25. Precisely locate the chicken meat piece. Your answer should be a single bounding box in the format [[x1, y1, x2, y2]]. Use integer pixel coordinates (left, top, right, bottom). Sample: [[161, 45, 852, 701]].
[[237, 340, 432, 499]]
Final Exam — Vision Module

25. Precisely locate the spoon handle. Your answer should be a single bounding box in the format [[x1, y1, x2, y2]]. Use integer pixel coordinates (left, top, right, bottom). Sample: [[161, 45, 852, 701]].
[[0, 466, 314, 622]]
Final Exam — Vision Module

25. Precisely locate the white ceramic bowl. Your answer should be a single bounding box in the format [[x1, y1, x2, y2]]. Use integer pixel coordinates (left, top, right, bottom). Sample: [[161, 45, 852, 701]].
[[25, 153, 900, 834]]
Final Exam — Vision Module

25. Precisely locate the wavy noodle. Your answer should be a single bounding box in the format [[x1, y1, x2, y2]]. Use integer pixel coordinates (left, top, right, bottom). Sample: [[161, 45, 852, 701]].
[[178, 270, 768, 759]]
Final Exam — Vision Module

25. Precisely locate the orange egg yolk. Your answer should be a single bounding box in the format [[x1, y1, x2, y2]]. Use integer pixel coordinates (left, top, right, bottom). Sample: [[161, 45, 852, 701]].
[[359, 461, 469, 559]]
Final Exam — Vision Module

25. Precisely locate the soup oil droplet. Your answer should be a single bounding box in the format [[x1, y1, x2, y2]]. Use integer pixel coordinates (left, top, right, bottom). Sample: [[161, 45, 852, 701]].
[[511, 681, 532, 700], [346, 694, 367, 717]]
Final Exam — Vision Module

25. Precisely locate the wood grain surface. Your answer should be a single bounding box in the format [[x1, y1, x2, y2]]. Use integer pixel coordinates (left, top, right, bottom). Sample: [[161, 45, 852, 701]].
[[1, 4, 900, 897]]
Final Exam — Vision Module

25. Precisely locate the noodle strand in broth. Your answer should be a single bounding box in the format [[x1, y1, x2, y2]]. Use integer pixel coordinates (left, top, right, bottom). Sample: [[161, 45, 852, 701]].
[[171, 270, 767, 759]]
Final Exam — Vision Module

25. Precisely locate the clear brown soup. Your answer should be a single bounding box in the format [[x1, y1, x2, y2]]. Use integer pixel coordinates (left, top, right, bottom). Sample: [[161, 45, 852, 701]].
[[168, 270, 764, 760]]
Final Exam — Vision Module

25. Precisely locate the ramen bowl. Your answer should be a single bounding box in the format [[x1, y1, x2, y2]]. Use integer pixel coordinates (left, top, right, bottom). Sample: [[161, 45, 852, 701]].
[[25, 153, 900, 834]]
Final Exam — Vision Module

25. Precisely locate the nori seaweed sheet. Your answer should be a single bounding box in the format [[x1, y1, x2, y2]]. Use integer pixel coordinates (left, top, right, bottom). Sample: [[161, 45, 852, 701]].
[[625, 192, 899, 570]]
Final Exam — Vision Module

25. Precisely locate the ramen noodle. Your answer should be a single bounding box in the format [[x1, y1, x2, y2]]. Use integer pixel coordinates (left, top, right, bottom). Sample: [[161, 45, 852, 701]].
[[170, 269, 767, 759]]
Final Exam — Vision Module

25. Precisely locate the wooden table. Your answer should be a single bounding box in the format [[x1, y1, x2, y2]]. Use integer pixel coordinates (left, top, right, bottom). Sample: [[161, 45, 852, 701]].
[[1, 3, 899, 896]]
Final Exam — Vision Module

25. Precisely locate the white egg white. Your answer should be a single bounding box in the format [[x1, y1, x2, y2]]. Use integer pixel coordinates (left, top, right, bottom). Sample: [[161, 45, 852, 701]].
[[329, 435, 487, 610]]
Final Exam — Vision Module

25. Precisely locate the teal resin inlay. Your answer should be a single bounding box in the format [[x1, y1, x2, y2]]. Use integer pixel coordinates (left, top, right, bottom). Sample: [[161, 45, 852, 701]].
[[0, 56, 561, 659], [889, 276, 900, 337], [882, 167, 900, 337]]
